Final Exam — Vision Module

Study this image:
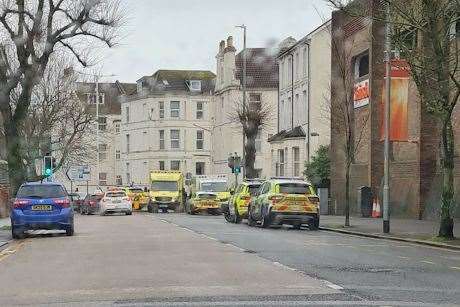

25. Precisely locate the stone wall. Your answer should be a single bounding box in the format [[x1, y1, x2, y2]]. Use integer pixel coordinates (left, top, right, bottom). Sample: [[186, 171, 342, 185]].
[[0, 161, 9, 218]]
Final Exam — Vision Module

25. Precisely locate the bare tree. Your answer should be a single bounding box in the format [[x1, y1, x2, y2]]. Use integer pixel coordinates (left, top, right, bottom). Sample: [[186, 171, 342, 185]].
[[21, 56, 95, 180], [229, 100, 272, 179], [0, 0, 123, 194], [329, 0, 459, 238], [330, 27, 370, 227]]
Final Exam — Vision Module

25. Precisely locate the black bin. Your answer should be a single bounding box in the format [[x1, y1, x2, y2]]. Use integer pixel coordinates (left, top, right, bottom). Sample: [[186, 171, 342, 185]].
[[358, 186, 372, 217]]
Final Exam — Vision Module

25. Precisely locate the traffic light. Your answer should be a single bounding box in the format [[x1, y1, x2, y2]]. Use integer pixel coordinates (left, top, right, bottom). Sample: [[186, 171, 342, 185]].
[[43, 156, 53, 177], [227, 156, 235, 169]]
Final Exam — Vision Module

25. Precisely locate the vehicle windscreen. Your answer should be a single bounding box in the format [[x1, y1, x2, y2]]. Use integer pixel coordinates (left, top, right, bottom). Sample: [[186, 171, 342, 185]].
[[129, 188, 143, 193], [201, 182, 227, 192], [151, 181, 178, 191], [278, 183, 311, 195], [197, 193, 217, 199], [248, 184, 262, 196], [16, 185, 67, 199], [106, 192, 126, 198]]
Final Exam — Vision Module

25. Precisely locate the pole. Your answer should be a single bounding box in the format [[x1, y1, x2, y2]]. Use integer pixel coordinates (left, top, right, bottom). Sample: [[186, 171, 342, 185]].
[[95, 76, 100, 189], [86, 180, 89, 195], [70, 181, 73, 194], [242, 25, 247, 178], [383, 2, 391, 234]]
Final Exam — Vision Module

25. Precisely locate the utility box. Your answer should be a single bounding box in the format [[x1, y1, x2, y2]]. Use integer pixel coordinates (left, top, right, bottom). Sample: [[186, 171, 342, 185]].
[[357, 186, 372, 217], [318, 188, 329, 215]]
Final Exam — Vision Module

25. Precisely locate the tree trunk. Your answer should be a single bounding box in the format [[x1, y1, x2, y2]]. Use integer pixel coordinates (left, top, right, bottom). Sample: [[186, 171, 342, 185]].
[[4, 121, 26, 196], [438, 119, 455, 239], [244, 133, 257, 179], [345, 161, 351, 227]]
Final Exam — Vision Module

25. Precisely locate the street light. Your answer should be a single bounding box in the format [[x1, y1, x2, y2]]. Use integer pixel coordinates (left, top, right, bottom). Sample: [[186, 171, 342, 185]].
[[236, 24, 247, 178]]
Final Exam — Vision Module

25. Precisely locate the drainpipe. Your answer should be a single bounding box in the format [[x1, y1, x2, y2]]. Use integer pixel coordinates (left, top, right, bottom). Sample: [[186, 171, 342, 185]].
[[306, 40, 311, 164], [291, 53, 294, 130]]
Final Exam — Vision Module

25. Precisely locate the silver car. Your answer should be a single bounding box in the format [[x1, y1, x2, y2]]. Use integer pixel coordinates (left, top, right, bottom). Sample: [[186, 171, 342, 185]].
[[100, 190, 133, 215]]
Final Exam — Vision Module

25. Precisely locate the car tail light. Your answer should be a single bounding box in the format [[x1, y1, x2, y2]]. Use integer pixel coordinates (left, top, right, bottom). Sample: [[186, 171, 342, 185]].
[[268, 195, 284, 204], [13, 199, 30, 208], [54, 198, 70, 207], [308, 196, 320, 204]]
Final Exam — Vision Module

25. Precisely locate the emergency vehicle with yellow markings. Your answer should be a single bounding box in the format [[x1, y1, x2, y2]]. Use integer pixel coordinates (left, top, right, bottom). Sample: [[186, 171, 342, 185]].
[[247, 178, 320, 229]]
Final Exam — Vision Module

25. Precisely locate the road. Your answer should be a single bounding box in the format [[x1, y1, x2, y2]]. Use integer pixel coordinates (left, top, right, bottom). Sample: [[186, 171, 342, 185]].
[[0, 213, 457, 306]]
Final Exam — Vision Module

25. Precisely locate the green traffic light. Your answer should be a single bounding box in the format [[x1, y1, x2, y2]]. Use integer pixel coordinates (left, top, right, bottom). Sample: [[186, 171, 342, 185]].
[[45, 168, 52, 176]]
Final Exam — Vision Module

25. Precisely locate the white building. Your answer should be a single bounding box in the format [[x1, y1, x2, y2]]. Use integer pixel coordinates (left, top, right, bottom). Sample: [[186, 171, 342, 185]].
[[121, 70, 216, 186], [57, 81, 136, 193], [213, 36, 278, 179], [269, 21, 331, 177]]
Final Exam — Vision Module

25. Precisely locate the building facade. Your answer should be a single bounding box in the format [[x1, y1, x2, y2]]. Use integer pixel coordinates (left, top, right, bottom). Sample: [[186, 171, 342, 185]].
[[56, 81, 136, 193], [269, 21, 331, 178], [213, 36, 278, 179], [121, 70, 215, 186], [330, 1, 460, 219]]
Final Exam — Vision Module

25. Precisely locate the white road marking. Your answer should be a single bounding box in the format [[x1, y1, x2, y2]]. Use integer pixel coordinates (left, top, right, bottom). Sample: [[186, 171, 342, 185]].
[[421, 260, 435, 265], [324, 281, 344, 290]]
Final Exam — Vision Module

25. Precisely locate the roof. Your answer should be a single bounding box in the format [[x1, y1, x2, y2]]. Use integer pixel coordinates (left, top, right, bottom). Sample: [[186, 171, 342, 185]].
[[137, 69, 216, 95], [235, 48, 278, 89], [268, 126, 306, 142], [76, 81, 136, 115], [22, 181, 65, 186]]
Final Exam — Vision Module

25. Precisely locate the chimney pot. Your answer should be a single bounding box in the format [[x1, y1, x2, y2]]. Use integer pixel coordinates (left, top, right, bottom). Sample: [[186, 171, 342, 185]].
[[219, 40, 225, 53], [227, 36, 234, 47]]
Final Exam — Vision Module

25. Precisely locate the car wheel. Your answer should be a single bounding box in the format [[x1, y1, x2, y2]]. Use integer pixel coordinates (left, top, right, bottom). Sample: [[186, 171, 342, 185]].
[[261, 212, 272, 228], [309, 218, 319, 231], [233, 204, 242, 224], [126, 211, 132, 215], [12, 226, 25, 239], [247, 210, 256, 227], [66, 224, 74, 236], [224, 211, 233, 222], [153, 203, 159, 213], [293, 223, 302, 230]]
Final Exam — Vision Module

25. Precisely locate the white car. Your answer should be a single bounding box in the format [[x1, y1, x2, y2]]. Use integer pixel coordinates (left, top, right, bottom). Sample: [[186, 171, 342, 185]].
[[100, 190, 133, 215]]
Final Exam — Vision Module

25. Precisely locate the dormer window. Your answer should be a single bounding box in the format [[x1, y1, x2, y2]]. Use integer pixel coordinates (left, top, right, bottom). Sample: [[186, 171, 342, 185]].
[[189, 80, 201, 92]]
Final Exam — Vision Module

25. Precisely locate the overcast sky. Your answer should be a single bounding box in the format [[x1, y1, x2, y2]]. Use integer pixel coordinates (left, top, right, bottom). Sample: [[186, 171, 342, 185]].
[[95, 0, 333, 83]]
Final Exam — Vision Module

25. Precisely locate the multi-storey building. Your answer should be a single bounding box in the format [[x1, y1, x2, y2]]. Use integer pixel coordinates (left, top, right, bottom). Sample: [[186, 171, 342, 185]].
[[213, 36, 278, 179], [330, 1, 460, 219], [121, 70, 215, 185], [269, 21, 331, 178], [57, 81, 136, 193]]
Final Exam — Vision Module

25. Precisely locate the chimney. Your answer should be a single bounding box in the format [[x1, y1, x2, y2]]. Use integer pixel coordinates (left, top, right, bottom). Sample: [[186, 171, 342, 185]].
[[227, 36, 234, 48], [219, 40, 225, 53]]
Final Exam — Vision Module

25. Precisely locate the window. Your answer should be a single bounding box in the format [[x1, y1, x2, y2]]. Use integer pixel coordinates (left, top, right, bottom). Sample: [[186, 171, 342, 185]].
[[293, 147, 300, 177], [126, 162, 131, 185], [98, 172, 107, 186], [126, 134, 130, 153], [189, 80, 201, 91], [114, 120, 120, 133], [303, 47, 307, 76], [159, 101, 164, 119], [196, 162, 205, 175], [354, 52, 369, 79], [115, 150, 120, 160], [196, 130, 204, 149], [255, 130, 261, 151], [278, 149, 285, 177], [125, 106, 130, 123], [170, 129, 180, 149], [116, 175, 122, 186], [170, 101, 180, 118], [137, 80, 143, 93], [295, 52, 299, 80], [280, 61, 284, 88], [196, 101, 204, 119], [249, 93, 261, 110], [170, 160, 180, 170], [98, 144, 107, 161], [159, 130, 165, 150], [159, 161, 165, 170], [287, 57, 292, 84], [98, 116, 107, 131]]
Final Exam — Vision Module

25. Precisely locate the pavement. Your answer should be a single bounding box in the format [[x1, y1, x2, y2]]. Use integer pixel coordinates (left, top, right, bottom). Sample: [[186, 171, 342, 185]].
[[320, 215, 460, 248], [0, 217, 11, 248], [0, 213, 459, 306]]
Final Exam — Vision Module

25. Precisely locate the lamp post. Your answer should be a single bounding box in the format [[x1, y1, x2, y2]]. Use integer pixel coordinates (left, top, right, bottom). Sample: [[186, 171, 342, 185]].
[[383, 2, 392, 234], [236, 24, 247, 178]]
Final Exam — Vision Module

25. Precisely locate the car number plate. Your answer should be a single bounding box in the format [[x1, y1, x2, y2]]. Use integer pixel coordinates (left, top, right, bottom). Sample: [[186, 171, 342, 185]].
[[31, 205, 52, 211], [112, 200, 121, 203]]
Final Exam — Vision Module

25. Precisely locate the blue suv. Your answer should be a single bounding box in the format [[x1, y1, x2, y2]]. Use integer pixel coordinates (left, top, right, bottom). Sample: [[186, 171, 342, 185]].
[[11, 182, 74, 239]]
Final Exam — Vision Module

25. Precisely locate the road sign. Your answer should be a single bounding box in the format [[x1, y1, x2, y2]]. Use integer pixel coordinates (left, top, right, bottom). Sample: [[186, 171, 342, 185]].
[[66, 165, 90, 181]]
